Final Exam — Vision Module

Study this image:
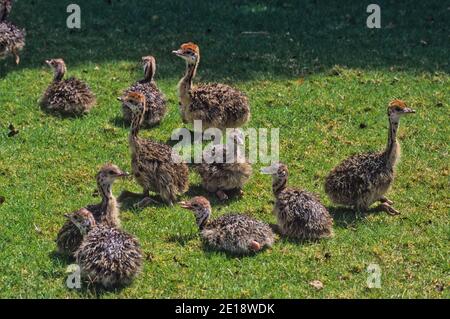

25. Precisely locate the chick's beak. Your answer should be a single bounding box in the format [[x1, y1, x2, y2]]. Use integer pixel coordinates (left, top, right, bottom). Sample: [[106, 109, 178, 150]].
[[117, 171, 130, 178], [172, 49, 184, 57], [178, 201, 192, 209], [403, 107, 416, 114]]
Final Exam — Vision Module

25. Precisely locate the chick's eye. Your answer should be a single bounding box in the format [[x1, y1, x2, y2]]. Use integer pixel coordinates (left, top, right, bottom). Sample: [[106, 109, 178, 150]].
[[108, 170, 115, 175]]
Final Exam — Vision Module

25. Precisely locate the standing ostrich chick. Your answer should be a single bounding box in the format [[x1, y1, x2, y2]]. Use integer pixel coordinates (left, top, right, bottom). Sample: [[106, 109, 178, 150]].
[[172, 42, 250, 130], [325, 100, 415, 215], [261, 162, 333, 241], [0, 0, 25, 64], [119, 92, 189, 206]]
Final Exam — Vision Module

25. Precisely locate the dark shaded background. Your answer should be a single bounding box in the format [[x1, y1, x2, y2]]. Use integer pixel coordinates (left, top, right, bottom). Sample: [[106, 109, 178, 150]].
[[2, 0, 449, 80]]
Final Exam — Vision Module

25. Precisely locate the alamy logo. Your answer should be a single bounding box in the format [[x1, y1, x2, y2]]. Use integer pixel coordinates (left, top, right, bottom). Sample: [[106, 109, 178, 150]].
[[170, 121, 279, 165], [66, 4, 81, 29], [366, 4, 381, 29], [366, 263, 381, 288], [66, 264, 81, 289]]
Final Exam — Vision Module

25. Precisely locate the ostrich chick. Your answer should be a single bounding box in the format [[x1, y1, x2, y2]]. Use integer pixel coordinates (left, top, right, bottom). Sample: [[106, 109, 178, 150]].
[[70, 208, 142, 289], [0, 0, 25, 64], [41, 59, 96, 116], [120, 55, 167, 127], [179, 196, 274, 255], [120, 92, 189, 206], [172, 42, 250, 130], [261, 163, 333, 241], [0, 0, 12, 20], [325, 100, 415, 215], [197, 128, 252, 200], [56, 164, 128, 257]]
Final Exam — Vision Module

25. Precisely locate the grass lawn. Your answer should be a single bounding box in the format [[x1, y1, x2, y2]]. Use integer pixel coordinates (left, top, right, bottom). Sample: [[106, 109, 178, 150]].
[[0, 0, 448, 298]]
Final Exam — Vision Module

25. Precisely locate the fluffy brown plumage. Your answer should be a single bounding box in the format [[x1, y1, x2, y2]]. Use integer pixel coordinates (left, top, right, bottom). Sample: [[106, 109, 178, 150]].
[[121, 56, 167, 127], [121, 92, 189, 206], [196, 129, 252, 200], [261, 163, 333, 240], [0, 1, 25, 64], [56, 164, 128, 257], [173, 42, 250, 130], [180, 196, 274, 255], [70, 208, 142, 289], [41, 59, 96, 116], [325, 100, 415, 215]]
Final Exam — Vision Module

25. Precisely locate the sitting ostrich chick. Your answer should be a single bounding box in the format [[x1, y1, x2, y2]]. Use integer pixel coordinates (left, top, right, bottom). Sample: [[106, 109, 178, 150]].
[[119, 92, 189, 206], [179, 196, 274, 255], [325, 99, 415, 215], [56, 164, 128, 257], [172, 42, 250, 130], [70, 208, 142, 289], [120, 55, 167, 127], [261, 162, 333, 241], [41, 58, 96, 116], [0, 0, 25, 64], [196, 128, 252, 200]]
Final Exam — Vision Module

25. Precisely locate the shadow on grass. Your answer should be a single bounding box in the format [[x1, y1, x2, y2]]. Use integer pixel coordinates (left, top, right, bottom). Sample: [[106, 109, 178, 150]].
[[165, 232, 198, 246], [202, 243, 270, 260], [48, 250, 74, 266], [328, 206, 384, 228], [268, 224, 332, 246], [39, 103, 91, 119], [3, 0, 447, 84], [118, 190, 168, 213], [109, 113, 164, 130], [109, 115, 128, 129]]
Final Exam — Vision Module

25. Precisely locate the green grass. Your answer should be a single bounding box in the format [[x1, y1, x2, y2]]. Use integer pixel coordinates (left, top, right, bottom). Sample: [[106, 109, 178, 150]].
[[0, 0, 449, 298]]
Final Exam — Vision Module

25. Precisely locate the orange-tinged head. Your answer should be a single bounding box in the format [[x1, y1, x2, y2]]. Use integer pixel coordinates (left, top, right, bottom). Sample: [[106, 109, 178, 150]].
[[118, 92, 146, 115], [388, 99, 415, 118], [180, 42, 199, 54], [125, 92, 145, 104], [172, 42, 200, 64]]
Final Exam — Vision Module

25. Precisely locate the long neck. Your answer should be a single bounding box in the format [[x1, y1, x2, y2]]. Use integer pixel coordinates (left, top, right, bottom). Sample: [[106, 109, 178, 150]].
[[226, 140, 243, 163], [53, 64, 66, 82], [196, 208, 210, 230], [273, 175, 287, 196], [178, 60, 199, 107], [143, 62, 155, 82], [0, 8, 7, 22], [0, 1, 10, 22], [98, 180, 112, 210], [384, 116, 400, 168], [129, 109, 144, 149], [98, 180, 120, 227]]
